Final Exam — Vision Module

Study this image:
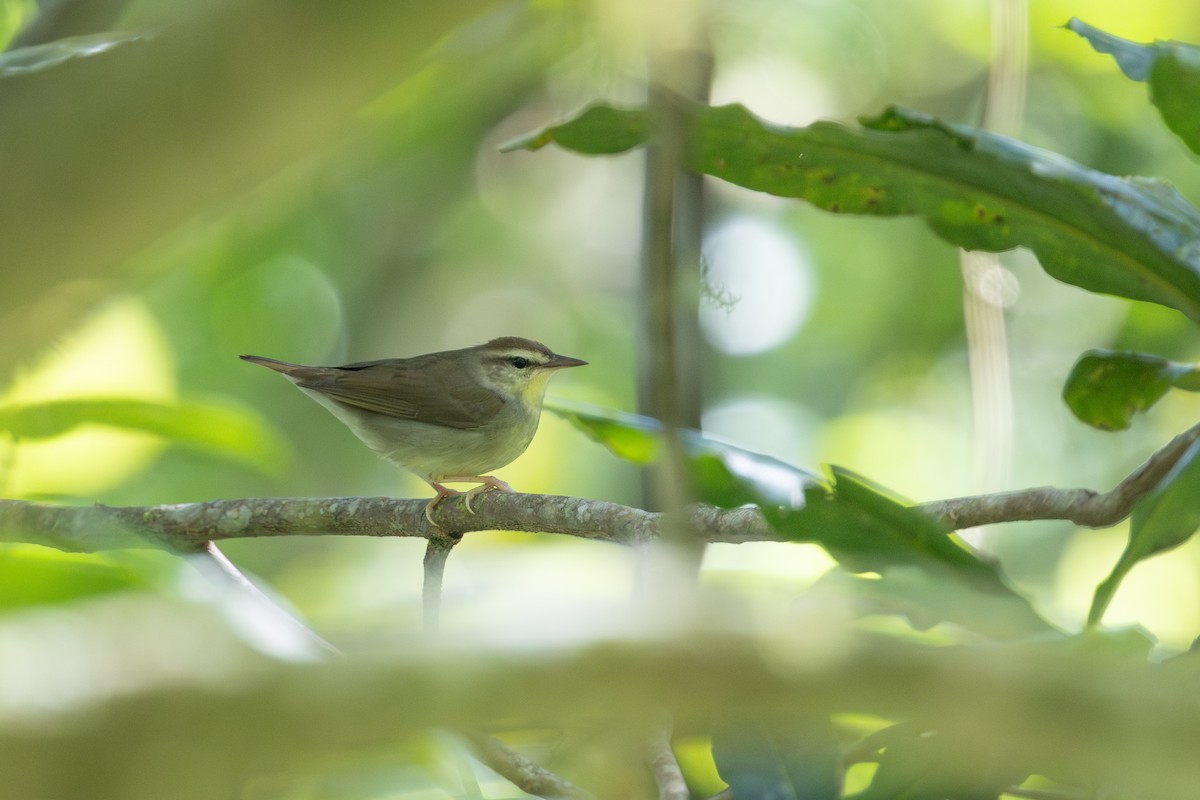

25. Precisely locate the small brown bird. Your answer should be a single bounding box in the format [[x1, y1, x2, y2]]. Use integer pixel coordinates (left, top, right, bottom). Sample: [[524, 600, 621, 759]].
[[241, 337, 586, 525]]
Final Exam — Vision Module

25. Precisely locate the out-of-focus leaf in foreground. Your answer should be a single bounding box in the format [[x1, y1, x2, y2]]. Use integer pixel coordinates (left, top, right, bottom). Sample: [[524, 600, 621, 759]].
[[1, 613, 1196, 800], [1089, 437, 1200, 627], [1063, 349, 1200, 430], [513, 102, 1200, 323], [712, 718, 842, 800], [0, 397, 290, 475], [854, 720, 1029, 800], [1068, 17, 1200, 156], [0, 0, 496, 367], [817, 568, 1052, 640]]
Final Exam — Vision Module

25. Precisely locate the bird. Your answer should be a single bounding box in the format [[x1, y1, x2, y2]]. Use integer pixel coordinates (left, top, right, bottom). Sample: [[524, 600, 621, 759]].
[[241, 336, 587, 526]]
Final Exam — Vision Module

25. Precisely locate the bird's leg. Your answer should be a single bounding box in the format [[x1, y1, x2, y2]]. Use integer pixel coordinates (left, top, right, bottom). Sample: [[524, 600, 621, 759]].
[[424, 481, 462, 527], [439, 475, 515, 514]]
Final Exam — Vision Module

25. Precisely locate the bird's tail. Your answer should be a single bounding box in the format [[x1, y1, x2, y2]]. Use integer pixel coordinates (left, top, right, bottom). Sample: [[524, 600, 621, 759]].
[[239, 354, 302, 374]]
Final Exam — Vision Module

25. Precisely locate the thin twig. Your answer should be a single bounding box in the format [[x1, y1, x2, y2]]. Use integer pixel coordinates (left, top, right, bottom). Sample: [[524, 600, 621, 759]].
[[422, 529, 585, 797], [422, 535, 458, 636], [646, 724, 689, 800], [920, 421, 1200, 529], [461, 730, 592, 800], [195, 540, 342, 656], [424, 533, 585, 797]]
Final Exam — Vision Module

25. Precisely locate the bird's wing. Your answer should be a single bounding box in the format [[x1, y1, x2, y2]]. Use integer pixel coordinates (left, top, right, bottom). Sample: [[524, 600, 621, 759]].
[[293, 356, 505, 430]]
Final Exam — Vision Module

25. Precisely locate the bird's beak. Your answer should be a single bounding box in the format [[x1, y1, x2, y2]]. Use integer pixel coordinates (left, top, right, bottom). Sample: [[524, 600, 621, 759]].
[[546, 353, 588, 369]]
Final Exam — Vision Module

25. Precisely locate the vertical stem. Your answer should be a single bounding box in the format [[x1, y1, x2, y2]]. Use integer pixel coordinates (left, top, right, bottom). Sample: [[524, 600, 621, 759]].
[[634, 25, 713, 630], [422, 535, 457, 636], [958, 0, 1027, 537], [636, 17, 713, 522], [639, 84, 695, 518], [961, 251, 1014, 495]]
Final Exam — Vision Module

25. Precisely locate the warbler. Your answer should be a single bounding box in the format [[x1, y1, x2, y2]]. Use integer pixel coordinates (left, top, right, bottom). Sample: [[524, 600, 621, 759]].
[[241, 337, 587, 525]]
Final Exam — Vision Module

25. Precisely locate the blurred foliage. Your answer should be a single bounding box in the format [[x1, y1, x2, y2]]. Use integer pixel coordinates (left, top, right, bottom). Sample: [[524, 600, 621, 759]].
[[4, 1, 1200, 798], [0, 396, 289, 474], [711, 718, 842, 800]]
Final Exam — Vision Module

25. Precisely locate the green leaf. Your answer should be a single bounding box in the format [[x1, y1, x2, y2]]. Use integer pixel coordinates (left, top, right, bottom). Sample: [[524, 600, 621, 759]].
[[0, 397, 291, 475], [1065, 17, 1154, 81], [1063, 350, 1200, 430], [501, 104, 648, 154], [550, 401, 1038, 619], [770, 467, 1009, 594], [0, 544, 157, 610], [854, 721, 1028, 800], [545, 399, 661, 464], [1068, 18, 1200, 156], [712, 718, 842, 800], [817, 568, 1052, 640], [515, 102, 1200, 322], [772, 470, 1048, 632], [1088, 437, 1200, 627], [545, 398, 821, 506]]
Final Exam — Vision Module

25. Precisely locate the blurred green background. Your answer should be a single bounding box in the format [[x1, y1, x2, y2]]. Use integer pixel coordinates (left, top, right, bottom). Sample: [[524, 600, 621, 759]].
[[5, 1, 1200, 791]]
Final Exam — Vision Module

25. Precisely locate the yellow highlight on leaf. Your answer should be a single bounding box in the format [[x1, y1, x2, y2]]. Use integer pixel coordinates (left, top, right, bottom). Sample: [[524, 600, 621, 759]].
[[1, 297, 175, 497]]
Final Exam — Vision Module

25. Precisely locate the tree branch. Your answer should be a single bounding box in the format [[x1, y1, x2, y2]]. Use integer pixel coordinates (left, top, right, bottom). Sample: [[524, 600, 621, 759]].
[[460, 731, 592, 800], [0, 493, 775, 553], [1, 422, 1197, 553], [646, 724, 689, 800], [919, 421, 1200, 529]]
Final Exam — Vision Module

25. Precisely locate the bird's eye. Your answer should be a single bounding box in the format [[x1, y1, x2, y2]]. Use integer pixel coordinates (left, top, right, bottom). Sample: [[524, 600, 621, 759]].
[[509, 356, 530, 369]]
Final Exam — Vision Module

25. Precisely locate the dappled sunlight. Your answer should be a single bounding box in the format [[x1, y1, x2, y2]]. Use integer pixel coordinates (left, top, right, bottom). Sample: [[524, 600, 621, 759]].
[[817, 410, 972, 502], [5, 298, 174, 404], [1056, 527, 1200, 650], [3, 298, 175, 497]]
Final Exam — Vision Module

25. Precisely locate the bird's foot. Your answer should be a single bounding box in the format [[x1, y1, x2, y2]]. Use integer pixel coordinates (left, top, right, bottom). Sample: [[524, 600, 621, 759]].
[[439, 475, 514, 514], [424, 483, 462, 528]]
